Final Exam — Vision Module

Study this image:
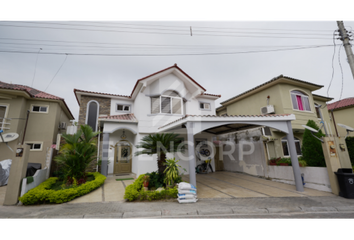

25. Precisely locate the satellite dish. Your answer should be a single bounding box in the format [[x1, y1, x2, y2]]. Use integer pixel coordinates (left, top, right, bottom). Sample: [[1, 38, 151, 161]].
[[302, 125, 319, 133], [0, 132, 19, 143], [337, 123, 354, 132]]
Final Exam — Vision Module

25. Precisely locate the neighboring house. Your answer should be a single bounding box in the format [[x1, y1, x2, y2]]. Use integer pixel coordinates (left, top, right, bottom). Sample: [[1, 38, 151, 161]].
[[0, 81, 74, 169], [216, 75, 334, 160], [327, 97, 354, 138], [74, 64, 221, 176]]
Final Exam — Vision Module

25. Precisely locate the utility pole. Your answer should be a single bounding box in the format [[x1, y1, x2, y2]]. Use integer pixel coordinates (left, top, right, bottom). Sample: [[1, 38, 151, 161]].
[[337, 21, 354, 80]]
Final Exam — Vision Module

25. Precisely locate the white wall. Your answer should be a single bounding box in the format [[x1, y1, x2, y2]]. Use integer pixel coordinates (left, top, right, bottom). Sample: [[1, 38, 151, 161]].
[[266, 166, 332, 192], [110, 99, 134, 115], [20, 168, 48, 201]]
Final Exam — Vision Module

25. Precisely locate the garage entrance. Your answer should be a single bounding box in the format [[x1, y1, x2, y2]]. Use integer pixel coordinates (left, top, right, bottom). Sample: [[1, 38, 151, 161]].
[[183, 172, 333, 199]]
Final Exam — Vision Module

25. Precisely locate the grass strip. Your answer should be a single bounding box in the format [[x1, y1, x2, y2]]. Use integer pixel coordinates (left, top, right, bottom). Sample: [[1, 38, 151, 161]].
[[116, 178, 134, 181]]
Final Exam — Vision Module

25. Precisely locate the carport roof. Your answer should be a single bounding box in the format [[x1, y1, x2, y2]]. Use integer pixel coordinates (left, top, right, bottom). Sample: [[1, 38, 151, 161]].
[[158, 114, 295, 134]]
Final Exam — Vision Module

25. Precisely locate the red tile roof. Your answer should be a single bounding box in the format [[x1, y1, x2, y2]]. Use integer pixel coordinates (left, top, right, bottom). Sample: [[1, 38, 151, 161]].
[[99, 113, 138, 122], [158, 114, 292, 129], [130, 64, 207, 96], [327, 97, 354, 110], [0, 80, 74, 119]]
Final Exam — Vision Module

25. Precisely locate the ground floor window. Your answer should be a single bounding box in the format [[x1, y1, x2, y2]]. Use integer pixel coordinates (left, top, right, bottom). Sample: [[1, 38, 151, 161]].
[[281, 137, 301, 156]]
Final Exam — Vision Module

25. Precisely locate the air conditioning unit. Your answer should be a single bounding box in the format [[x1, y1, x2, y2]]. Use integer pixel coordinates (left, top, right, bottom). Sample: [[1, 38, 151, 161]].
[[59, 122, 67, 130], [260, 105, 275, 115]]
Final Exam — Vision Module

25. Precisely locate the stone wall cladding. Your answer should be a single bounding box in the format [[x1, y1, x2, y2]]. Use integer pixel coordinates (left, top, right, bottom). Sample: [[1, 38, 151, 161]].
[[78, 95, 111, 126]]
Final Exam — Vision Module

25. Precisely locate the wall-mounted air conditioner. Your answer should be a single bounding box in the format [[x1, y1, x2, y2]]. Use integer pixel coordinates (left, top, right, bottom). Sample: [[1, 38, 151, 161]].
[[260, 105, 275, 115], [59, 122, 67, 130]]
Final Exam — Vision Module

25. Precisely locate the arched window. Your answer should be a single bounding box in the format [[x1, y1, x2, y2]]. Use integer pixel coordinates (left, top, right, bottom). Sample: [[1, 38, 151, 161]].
[[86, 100, 99, 131], [291, 90, 311, 111], [281, 136, 302, 157], [151, 90, 183, 114]]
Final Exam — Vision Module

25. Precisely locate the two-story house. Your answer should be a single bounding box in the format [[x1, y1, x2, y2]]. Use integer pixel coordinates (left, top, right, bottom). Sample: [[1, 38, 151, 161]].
[[74, 64, 222, 177], [216, 75, 334, 160], [0, 81, 74, 169], [327, 97, 354, 138]]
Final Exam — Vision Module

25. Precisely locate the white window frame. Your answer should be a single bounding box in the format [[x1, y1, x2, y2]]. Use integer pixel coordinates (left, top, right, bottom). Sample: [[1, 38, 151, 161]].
[[116, 104, 131, 113], [151, 91, 183, 115], [290, 90, 311, 112], [199, 102, 211, 111], [0, 104, 9, 130], [26, 142, 43, 151], [281, 137, 302, 157], [31, 104, 49, 113], [314, 103, 321, 119]]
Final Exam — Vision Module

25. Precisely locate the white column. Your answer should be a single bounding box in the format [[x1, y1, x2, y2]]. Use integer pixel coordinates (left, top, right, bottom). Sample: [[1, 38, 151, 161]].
[[101, 133, 109, 176], [186, 121, 197, 187], [286, 121, 304, 192]]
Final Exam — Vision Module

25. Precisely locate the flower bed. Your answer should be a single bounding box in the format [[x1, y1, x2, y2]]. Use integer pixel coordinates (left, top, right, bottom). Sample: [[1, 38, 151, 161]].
[[124, 174, 178, 201], [19, 172, 106, 205]]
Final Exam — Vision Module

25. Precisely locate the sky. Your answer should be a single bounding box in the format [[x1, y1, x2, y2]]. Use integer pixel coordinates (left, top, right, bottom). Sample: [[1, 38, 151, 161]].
[[1, 3, 354, 121]]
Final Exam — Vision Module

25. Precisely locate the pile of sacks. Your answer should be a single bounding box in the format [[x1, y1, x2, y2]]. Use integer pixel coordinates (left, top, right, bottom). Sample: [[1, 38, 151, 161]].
[[177, 182, 198, 203]]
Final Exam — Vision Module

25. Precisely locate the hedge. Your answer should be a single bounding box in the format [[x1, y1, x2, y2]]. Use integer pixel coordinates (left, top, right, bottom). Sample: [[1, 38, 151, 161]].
[[124, 174, 178, 201], [19, 172, 106, 205], [346, 137, 354, 166]]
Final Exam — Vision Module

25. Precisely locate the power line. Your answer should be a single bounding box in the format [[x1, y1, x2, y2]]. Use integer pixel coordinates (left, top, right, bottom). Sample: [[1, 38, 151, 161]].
[[8, 21, 334, 36], [0, 23, 333, 40], [327, 30, 337, 98], [0, 45, 333, 57], [31, 48, 42, 87], [44, 54, 68, 92]]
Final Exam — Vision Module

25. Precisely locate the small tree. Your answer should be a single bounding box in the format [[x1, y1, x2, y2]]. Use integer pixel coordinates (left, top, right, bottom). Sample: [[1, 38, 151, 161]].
[[135, 133, 183, 175], [55, 124, 100, 185], [301, 120, 326, 167]]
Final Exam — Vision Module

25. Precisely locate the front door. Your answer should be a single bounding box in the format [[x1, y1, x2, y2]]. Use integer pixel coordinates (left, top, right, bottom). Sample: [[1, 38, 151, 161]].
[[113, 141, 132, 174]]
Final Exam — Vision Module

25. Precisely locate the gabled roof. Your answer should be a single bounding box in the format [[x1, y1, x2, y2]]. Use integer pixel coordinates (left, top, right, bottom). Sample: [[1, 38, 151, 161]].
[[220, 75, 323, 106], [327, 97, 354, 111], [130, 64, 207, 96], [74, 64, 221, 105], [0, 80, 74, 119]]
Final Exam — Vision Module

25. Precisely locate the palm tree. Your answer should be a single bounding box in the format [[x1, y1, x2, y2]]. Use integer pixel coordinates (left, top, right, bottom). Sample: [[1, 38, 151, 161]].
[[55, 124, 100, 184], [135, 133, 183, 175]]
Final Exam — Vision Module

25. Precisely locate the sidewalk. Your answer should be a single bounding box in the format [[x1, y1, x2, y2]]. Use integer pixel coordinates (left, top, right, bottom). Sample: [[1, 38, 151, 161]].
[[1, 195, 354, 218]]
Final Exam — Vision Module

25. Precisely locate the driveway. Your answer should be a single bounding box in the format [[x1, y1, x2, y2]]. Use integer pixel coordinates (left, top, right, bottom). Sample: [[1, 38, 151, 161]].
[[1, 171, 333, 206], [186, 171, 334, 199]]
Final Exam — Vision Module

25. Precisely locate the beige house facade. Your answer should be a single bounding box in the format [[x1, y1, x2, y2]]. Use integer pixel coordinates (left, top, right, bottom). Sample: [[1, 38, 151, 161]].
[[216, 75, 334, 160], [327, 97, 354, 138], [0, 81, 74, 168]]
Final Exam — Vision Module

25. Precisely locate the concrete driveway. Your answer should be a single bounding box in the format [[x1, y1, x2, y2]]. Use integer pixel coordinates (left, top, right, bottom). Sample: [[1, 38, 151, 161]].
[[1, 171, 334, 206], [187, 171, 334, 199]]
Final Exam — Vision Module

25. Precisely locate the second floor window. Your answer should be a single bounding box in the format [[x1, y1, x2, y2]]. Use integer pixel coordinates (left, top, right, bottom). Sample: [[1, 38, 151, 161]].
[[291, 90, 311, 111], [151, 90, 182, 114], [117, 104, 130, 112]]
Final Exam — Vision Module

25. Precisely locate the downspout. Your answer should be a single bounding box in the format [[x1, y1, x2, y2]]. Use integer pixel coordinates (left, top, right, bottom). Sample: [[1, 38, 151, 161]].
[[21, 110, 30, 145]]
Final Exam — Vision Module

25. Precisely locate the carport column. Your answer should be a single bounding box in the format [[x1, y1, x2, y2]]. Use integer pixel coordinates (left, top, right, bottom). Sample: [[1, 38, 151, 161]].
[[186, 121, 197, 187], [286, 121, 304, 192], [101, 132, 109, 176]]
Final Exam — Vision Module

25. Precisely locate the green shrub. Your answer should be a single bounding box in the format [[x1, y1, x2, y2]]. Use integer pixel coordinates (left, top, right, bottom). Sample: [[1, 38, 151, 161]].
[[124, 174, 178, 201], [346, 137, 354, 166], [301, 120, 326, 167], [146, 171, 164, 189], [19, 172, 106, 205]]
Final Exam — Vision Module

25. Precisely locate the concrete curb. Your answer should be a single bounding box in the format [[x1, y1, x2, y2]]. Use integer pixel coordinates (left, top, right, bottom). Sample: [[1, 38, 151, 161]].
[[266, 207, 302, 213], [123, 211, 161, 218]]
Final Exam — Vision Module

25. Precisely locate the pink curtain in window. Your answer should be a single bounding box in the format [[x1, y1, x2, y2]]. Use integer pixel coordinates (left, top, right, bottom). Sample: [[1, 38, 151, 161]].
[[296, 96, 304, 110]]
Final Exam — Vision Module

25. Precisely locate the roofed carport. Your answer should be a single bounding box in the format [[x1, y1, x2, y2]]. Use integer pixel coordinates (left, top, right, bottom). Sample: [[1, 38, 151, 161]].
[[158, 114, 304, 192]]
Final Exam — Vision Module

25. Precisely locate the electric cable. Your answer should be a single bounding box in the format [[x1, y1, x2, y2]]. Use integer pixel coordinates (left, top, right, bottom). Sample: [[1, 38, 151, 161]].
[[326, 30, 337, 100], [30, 48, 42, 87], [44, 54, 68, 92], [0, 45, 334, 57]]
